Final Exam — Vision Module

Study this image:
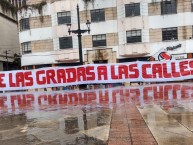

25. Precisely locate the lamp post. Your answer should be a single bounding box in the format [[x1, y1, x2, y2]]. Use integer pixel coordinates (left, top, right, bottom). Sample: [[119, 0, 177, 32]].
[[67, 4, 91, 65]]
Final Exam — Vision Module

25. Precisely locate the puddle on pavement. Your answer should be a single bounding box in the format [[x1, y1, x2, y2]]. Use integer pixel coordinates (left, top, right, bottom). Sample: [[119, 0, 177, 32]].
[[138, 100, 193, 145], [0, 104, 112, 145]]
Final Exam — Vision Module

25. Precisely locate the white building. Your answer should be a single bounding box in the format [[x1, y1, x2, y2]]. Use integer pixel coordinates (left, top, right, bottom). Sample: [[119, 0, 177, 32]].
[[18, 0, 193, 69]]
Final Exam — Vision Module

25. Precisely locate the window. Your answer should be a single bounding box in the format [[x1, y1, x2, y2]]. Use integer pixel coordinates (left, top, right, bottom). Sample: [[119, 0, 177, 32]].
[[161, 0, 177, 15], [20, 18, 29, 31], [162, 27, 178, 41], [125, 3, 140, 17], [57, 11, 71, 24], [93, 34, 106, 47], [22, 42, 31, 54], [126, 30, 142, 43], [59, 37, 73, 49], [91, 9, 105, 22]]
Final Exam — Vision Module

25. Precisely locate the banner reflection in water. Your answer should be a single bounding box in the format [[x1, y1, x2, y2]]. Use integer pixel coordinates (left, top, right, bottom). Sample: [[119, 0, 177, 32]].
[[0, 83, 193, 114]]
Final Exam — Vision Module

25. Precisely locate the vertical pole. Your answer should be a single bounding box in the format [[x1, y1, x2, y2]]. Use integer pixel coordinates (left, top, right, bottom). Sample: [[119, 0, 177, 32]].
[[77, 4, 83, 65], [77, 4, 81, 31], [5, 50, 8, 71]]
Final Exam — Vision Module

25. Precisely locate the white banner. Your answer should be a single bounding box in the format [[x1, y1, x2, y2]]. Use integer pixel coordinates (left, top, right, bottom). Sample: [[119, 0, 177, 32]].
[[1, 59, 193, 91]]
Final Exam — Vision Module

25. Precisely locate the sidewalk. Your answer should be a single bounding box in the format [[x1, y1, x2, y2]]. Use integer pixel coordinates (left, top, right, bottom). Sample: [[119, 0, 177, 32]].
[[108, 103, 157, 145], [108, 99, 193, 145]]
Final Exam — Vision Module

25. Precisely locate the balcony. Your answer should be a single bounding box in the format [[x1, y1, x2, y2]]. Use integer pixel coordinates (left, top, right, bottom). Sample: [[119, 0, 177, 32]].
[[119, 43, 150, 58], [54, 49, 79, 63]]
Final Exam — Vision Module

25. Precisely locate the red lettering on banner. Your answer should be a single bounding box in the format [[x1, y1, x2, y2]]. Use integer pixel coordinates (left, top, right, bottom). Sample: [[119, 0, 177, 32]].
[[118, 65, 128, 79], [180, 61, 190, 76], [142, 64, 152, 78], [16, 72, 25, 87], [171, 62, 180, 77], [162, 63, 172, 78], [129, 64, 139, 78], [0, 74, 6, 87], [189, 60, 193, 75], [97, 66, 107, 80], [9, 72, 33, 87], [25, 72, 33, 86], [4, 60, 193, 91], [152, 64, 162, 78], [86, 66, 95, 81], [57, 69, 66, 83], [66, 68, 76, 83], [46, 69, 57, 84], [9, 73, 16, 87], [36, 70, 46, 85], [111, 65, 119, 80], [77, 67, 86, 81]]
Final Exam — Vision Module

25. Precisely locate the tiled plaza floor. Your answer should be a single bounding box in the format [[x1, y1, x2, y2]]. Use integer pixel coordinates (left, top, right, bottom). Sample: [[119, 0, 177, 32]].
[[108, 103, 158, 145]]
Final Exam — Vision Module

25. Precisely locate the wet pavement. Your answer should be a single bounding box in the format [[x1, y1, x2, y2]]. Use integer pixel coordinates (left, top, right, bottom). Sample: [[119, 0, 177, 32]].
[[1, 83, 193, 144]]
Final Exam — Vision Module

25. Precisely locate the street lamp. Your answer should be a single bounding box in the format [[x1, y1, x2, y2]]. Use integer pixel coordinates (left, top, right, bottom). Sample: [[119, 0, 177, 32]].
[[67, 4, 91, 65]]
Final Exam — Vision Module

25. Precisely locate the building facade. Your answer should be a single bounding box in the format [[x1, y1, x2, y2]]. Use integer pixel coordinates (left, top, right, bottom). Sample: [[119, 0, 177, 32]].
[[18, 0, 193, 69], [0, 0, 25, 71], [8, 0, 26, 7]]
